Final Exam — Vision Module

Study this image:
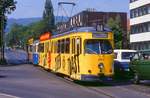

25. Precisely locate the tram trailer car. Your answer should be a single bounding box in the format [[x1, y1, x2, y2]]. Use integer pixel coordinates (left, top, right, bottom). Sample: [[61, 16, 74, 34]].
[[32, 40, 39, 65], [38, 27, 114, 81], [38, 32, 51, 70], [27, 38, 34, 63]]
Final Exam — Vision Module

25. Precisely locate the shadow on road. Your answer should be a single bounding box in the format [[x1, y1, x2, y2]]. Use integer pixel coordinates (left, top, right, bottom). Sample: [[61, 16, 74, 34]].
[[74, 79, 133, 87]]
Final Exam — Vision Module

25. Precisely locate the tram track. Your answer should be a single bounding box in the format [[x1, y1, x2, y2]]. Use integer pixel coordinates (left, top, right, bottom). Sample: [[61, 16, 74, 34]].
[[59, 77, 150, 98], [38, 65, 150, 98], [38, 66, 116, 98]]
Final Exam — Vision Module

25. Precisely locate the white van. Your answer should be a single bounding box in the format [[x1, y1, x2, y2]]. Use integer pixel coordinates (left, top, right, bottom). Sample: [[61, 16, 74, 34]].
[[114, 49, 137, 72], [114, 49, 137, 62]]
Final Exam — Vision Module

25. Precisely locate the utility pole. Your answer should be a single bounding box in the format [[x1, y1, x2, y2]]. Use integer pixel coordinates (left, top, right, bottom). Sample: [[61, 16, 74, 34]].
[[0, 12, 5, 62], [0, 4, 5, 63]]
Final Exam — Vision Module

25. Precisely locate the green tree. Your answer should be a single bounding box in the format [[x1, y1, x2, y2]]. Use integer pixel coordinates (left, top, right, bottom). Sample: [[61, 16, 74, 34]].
[[0, 0, 16, 47], [0, 0, 16, 63], [6, 0, 56, 49], [42, 0, 55, 32], [7, 23, 23, 47], [107, 16, 123, 49]]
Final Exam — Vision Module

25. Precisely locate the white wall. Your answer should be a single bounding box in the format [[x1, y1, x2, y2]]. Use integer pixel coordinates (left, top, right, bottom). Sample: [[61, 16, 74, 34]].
[[130, 14, 150, 25], [130, 32, 150, 43], [130, 0, 150, 10]]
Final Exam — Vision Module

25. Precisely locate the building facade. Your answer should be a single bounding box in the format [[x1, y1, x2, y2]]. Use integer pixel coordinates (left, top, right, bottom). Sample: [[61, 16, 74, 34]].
[[130, 0, 150, 51], [57, 11, 128, 48]]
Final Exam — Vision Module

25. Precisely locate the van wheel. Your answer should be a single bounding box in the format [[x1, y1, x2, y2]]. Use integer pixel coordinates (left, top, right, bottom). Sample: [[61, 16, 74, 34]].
[[133, 73, 140, 84]]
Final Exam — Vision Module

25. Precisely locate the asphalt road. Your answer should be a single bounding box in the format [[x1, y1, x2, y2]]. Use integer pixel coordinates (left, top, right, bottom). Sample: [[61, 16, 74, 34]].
[[0, 49, 150, 98]]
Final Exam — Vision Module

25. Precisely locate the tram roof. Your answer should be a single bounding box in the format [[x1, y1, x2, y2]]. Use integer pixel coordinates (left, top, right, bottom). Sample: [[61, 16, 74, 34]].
[[52, 27, 111, 38]]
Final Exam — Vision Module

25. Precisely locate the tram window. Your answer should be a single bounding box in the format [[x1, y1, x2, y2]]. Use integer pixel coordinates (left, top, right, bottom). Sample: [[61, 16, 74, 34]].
[[51, 42, 53, 53], [38, 43, 44, 53], [57, 40, 61, 53], [79, 38, 82, 54], [61, 39, 65, 53], [53, 41, 55, 53], [85, 40, 113, 54], [45, 42, 49, 53], [66, 38, 70, 53], [76, 38, 81, 55], [53, 42, 58, 53], [72, 38, 75, 54]]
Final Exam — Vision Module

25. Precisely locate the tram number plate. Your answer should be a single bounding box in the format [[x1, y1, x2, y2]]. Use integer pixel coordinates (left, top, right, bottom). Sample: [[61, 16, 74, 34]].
[[93, 33, 108, 38]]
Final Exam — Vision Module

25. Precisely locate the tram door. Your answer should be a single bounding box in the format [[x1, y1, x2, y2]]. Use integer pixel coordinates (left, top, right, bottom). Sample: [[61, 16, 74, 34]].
[[69, 37, 81, 76], [62, 38, 70, 75], [44, 42, 50, 69]]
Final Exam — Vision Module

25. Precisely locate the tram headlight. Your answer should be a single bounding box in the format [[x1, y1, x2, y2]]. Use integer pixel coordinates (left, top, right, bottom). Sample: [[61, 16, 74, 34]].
[[98, 63, 104, 69]]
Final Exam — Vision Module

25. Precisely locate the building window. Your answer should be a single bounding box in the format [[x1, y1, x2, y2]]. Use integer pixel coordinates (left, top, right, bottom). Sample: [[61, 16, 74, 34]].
[[131, 22, 150, 34], [130, 0, 138, 3], [148, 5, 150, 13], [130, 4, 150, 18], [148, 23, 150, 32]]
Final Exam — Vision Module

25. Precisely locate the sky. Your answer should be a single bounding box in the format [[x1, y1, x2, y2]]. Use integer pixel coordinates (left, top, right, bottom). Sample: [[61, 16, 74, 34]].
[[8, 0, 129, 19]]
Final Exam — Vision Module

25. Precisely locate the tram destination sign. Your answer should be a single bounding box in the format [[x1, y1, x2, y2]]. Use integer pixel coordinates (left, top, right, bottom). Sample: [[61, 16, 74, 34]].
[[92, 33, 108, 38]]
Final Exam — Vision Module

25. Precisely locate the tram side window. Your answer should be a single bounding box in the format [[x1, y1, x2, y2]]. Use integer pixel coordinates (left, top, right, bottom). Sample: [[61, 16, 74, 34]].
[[57, 40, 61, 53], [50, 41, 53, 53], [66, 38, 70, 53], [54, 42, 58, 53], [72, 38, 75, 54], [54, 41, 57, 53], [38, 43, 44, 53], [61, 39, 65, 53], [76, 38, 81, 55], [45, 42, 49, 53]]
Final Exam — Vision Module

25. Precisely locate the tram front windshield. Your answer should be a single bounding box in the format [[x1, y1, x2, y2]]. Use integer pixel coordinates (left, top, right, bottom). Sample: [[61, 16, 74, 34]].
[[85, 40, 113, 54]]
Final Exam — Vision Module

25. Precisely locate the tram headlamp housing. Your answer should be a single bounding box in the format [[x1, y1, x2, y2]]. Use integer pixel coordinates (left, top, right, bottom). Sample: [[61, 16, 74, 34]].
[[98, 63, 104, 69]]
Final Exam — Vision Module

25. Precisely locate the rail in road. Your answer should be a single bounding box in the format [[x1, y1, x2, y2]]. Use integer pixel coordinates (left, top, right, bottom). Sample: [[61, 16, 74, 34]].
[[0, 64, 150, 98], [40, 66, 150, 98], [60, 75, 150, 98]]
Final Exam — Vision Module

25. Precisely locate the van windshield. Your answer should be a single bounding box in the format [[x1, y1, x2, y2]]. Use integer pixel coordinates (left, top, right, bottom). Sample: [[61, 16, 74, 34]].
[[122, 52, 136, 60], [85, 40, 113, 54]]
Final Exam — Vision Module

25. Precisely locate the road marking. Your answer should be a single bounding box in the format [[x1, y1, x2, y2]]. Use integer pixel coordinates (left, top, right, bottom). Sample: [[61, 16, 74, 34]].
[[0, 93, 20, 98]]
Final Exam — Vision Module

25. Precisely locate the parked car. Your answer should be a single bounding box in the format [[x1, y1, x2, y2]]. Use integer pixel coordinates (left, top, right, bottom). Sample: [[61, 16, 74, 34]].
[[114, 49, 137, 79], [130, 52, 150, 84]]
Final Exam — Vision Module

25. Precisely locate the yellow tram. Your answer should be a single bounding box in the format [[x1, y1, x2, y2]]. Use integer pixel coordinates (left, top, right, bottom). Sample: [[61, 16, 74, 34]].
[[38, 27, 114, 81]]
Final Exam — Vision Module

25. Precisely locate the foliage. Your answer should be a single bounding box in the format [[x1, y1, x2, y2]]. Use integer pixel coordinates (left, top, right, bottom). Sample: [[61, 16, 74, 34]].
[[7, 21, 42, 48], [42, 0, 55, 32], [0, 0, 16, 47], [107, 16, 123, 49], [6, 0, 55, 48]]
